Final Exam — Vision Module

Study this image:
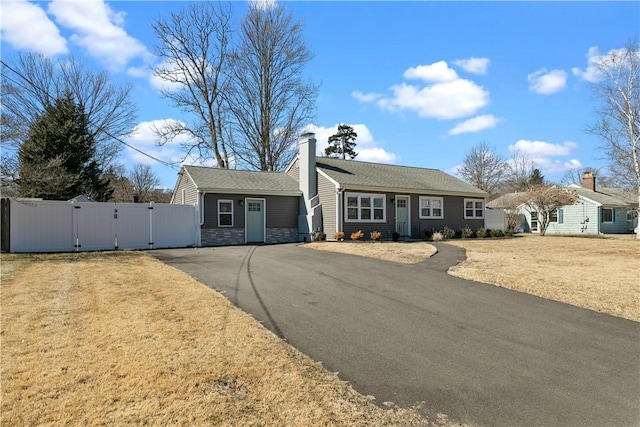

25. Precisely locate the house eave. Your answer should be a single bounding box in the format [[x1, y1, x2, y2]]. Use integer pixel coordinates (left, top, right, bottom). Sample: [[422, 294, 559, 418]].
[[199, 188, 302, 197], [340, 184, 487, 198]]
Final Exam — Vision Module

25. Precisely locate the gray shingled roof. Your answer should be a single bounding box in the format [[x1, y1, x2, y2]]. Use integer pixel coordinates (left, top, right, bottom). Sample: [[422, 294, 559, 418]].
[[569, 185, 632, 207], [315, 157, 488, 196], [486, 192, 529, 209], [184, 165, 301, 196]]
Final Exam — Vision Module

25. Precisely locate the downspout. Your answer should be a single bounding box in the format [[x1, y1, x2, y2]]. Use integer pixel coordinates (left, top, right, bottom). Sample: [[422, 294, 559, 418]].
[[197, 191, 204, 247], [336, 188, 344, 235]]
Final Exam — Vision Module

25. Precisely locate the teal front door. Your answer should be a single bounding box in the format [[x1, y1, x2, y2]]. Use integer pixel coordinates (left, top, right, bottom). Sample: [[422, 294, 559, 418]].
[[396, 196, 409, 236], [246, 199, 265, 243]]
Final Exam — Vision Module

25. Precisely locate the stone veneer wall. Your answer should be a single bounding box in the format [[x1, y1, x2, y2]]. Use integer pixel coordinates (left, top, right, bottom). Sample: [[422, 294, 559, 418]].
[[201, 228, 245, 246], [200, 227, 299, 246], [266, 228, 298, 244]]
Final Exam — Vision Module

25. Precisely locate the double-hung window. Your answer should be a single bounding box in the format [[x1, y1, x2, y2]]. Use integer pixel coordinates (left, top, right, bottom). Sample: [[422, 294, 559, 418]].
[[419, 197, 443, 219], [464, 199, 484, 219], [218, 200, 233, 227], [602, 208, 614, 223], [346, 193, 385, 222]]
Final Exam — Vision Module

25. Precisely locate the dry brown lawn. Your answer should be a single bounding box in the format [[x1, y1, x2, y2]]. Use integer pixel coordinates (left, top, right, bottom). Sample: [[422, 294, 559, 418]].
[[303, 241, 438, 264], [447, 234, 639, 322], [0, 251, 459, 426]]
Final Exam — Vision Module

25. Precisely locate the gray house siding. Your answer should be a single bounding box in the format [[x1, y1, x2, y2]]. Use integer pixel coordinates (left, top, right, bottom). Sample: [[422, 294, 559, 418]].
[[287, 158, 300, 181], [200, 194, 299, 246], [543, 202, 598, 234], [171, 174, 198, 205], [339, 192, 484, 239], [318, 174, 337, 238], [599, 207, 631, 233]]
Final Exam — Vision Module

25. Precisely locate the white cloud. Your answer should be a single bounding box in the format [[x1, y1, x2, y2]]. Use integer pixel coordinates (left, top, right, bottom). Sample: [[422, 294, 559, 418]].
[[527, 68, 567, 95], [305, 124, 397, 163], [509, 139, 577, 157], [572, 46, 602, 83], [564, 159, 582, 170], [448, 114, 500, 135], [0, 0, 67, 56], [250, 0, 277, 10], [352, 91, 382, 103], [403, 61, 458, 83], [355, 61, 490, 120], [453, 57, 490, 75], [48, 0, 149, 71]]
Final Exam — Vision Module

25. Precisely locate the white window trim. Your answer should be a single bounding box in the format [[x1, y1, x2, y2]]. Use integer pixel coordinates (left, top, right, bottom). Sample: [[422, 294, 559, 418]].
[[218, 199, 234, 227], [345, 192, 386, 222], [602, 208, 614, 223], [464, 198, 485, 219], [418, 196, 444, 219], [181, 188, 186, 204]]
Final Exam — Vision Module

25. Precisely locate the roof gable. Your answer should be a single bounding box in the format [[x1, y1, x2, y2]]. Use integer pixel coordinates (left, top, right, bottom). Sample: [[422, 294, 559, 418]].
[[184, 165, 301, 196], [315, 157, 487, 197], [568, 184, 632, 207]]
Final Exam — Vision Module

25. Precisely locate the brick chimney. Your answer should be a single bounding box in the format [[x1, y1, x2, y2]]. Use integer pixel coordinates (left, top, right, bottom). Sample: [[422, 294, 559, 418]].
[[582, 171, 596, 192]]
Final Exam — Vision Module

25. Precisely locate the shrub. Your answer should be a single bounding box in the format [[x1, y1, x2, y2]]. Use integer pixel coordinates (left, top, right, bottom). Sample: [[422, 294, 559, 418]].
[[350, 230, 364, 241], [370, 230, 381, 240], [476, 227, 487, 238], [334, 231, 345, 241], [392, 231, 400, 242], [432, 232, 443, 241], [441, 226, 455, 240], [460, 225, 473, 239], [314, 231, 326, 241], [490, 229, 505, 238]]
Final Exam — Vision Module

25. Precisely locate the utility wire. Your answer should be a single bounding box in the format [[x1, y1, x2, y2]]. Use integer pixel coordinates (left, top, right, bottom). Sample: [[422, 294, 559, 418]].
[[0, 59, 179, 170]]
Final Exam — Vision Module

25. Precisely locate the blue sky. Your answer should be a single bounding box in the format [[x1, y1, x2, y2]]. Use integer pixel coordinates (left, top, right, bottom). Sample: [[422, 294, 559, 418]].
[[2, 1, 638, 189]]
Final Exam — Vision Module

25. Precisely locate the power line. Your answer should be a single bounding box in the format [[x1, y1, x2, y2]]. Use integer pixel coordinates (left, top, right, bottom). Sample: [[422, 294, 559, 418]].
[[0, 59, 179, 170]]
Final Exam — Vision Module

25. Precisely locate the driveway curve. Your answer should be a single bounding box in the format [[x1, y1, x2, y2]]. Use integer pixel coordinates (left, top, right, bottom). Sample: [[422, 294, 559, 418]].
[[153, 243, 640, 427]]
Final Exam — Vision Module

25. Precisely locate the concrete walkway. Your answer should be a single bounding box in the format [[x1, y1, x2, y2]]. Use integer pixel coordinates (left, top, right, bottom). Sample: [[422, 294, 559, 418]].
[[153, 243, 640, 427]]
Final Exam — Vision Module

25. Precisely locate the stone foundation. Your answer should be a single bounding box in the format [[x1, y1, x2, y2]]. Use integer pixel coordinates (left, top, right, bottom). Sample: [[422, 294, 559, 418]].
[[201, 228, 245, 246], [266, 228, 299, 244]]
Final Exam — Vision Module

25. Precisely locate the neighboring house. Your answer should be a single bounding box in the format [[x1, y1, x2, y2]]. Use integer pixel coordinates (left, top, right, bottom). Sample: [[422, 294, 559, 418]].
[[515, 172, 638, 235], [171, 133, 488, 246]]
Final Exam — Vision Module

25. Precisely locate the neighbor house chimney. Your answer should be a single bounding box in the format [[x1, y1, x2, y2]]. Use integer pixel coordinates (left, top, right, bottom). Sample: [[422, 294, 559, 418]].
[[582, 171, 596, 192], [298, 132, 317, 240]]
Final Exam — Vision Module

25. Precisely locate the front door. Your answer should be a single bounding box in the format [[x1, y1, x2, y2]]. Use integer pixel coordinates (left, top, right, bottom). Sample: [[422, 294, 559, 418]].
[[395, 196, 410, 236], [246, 199, 265, 243]]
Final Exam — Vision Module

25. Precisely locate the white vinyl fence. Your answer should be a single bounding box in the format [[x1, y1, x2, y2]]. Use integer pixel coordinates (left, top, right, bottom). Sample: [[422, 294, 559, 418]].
[[2, 198, 197, 253], [484, 208, 506, 232]]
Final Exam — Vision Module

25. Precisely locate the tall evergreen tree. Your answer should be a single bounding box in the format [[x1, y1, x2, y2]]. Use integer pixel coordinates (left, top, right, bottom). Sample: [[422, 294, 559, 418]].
[[18, 93, 112, 200], [325, 124, 358, 159]]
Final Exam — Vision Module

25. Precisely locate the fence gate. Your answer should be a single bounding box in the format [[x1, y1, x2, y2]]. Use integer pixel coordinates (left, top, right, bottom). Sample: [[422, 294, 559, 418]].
[[2, 198, 197, 253]]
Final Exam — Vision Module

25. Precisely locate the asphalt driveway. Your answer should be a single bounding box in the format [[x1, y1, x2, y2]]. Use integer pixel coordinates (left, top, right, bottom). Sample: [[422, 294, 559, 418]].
[[152, 243, 640, 426]]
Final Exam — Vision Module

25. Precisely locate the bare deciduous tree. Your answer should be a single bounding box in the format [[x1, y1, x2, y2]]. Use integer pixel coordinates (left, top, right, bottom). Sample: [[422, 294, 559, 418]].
[[129, 164, 160, 203], [151, 3, 233, 169], [524, 185, 578, 236], [504, 147, 538, 191], [458, 141, 507, 194], [1, 53, 137, 168], [228, 2, 317, 171], [561, 167, 614, 187], [586, 40, 639, 237]]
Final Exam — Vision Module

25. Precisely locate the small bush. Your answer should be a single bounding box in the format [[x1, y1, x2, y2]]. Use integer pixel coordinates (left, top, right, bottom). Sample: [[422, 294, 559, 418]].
[[334, 231, 345, 241], [432, 232, 443, 241], [476, 227, 487, 238], [392, 231, 400, 242], [490, 229, 505, 238], [370, 230, 381, 240], [314, 232, 326, 241], [350, 230, 364, 241], [441, 226, 455, 240], [460, 225, 473, 239]]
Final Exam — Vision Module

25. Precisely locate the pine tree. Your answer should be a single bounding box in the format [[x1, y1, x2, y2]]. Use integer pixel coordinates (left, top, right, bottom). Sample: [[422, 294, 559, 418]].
[[325, 124, 358, 159], [18, 93, 112, 200]]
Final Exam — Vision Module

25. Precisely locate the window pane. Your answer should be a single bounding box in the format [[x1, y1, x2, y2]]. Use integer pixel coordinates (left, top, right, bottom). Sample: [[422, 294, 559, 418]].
[[374, 208, 384, 220], [219, 202, 232, 213], [421, 198, 430, 208], [465, 201, 473, 209], [373, 197, 383, 208], [433, 200, 441, 208], [421, 208, 430, 217], [361, 209, 371, 220], [475, 209, 483, 217], [347, 197, 358, 207], [219, 214, 232, 226], [348, 208, 358, 219], [361, 197, 371, 208], [433, 208, 442, 217], [466, 209, 474, 217]]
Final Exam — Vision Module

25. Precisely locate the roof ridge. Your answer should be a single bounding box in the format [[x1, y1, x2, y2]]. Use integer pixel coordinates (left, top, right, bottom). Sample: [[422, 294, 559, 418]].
[[184, 165, 289, 175], [316, 156, 440, 172]]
